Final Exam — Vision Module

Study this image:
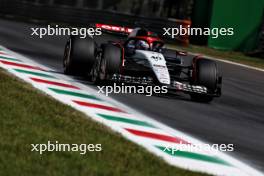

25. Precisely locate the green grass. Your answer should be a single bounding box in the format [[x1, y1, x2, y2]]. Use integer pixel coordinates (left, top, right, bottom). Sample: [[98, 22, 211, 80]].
[[0, 69, 209, 176], [167, 44, 264, 69]]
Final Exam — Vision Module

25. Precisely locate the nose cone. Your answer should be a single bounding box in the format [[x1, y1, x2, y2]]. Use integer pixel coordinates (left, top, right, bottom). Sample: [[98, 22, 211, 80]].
[[137, 50, 170, 85]]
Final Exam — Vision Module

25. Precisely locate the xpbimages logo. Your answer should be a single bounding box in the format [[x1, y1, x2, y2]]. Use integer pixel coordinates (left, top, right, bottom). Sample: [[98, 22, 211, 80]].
[[163, 25, 234, 39], [31, 141, 102, 154], [97, 83, 168, 96], [30, 25, 102, 38], [163, 142, 234, 155]]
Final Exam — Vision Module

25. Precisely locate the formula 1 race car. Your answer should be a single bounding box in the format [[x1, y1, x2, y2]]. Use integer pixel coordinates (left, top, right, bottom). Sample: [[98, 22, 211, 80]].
[[63, 26, 222, 102]]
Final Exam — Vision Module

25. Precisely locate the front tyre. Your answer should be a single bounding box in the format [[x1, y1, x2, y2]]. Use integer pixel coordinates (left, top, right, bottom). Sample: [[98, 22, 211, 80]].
[[191, 58, 218, 103], [103, 44, 122, 76], [91, 44, 122, 82]]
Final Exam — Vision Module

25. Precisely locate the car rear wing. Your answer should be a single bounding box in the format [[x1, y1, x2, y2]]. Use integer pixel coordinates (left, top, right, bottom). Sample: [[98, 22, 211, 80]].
[[95, 23, 133, 35], [95, 23, 159, 38]]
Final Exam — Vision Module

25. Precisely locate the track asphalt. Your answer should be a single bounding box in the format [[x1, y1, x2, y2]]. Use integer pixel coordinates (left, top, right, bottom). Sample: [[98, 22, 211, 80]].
[[0, 19, 263, 171]]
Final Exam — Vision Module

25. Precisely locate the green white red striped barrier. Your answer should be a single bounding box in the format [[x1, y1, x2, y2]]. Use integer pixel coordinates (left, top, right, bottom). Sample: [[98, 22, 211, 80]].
[[0, 46, 263, 176]]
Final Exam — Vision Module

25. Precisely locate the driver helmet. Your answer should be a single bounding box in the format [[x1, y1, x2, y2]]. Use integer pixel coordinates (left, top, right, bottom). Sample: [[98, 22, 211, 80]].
[[136, 40, 150, 50]]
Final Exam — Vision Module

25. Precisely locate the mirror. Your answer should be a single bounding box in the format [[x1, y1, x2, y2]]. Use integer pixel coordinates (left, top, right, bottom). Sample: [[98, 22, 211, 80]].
[[176, 51, 187, 56]]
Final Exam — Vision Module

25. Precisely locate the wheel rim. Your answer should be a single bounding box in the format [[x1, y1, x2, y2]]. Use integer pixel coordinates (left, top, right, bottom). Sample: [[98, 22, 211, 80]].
[[99, 57, 107, 80], [91, 64, 98, 83], [91, 54, 101, 82], [63, 40, 71, 72]]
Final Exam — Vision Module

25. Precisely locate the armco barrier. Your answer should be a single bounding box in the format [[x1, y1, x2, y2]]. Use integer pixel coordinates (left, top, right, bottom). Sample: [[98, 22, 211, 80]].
[[0, 0, 191, 44]]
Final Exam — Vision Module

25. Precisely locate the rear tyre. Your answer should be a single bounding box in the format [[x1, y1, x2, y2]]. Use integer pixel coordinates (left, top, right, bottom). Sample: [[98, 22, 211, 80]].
[[190, 58, 218, 103], [63, 36, 96, 75]]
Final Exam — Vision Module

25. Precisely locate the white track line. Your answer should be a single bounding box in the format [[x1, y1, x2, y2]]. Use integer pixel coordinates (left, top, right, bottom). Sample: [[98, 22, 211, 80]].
[[166, 46, 264, 72]]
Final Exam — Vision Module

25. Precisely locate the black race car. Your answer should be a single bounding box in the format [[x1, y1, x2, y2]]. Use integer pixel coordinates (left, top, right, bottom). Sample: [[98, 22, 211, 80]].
[[63, 26, 222, 102]]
